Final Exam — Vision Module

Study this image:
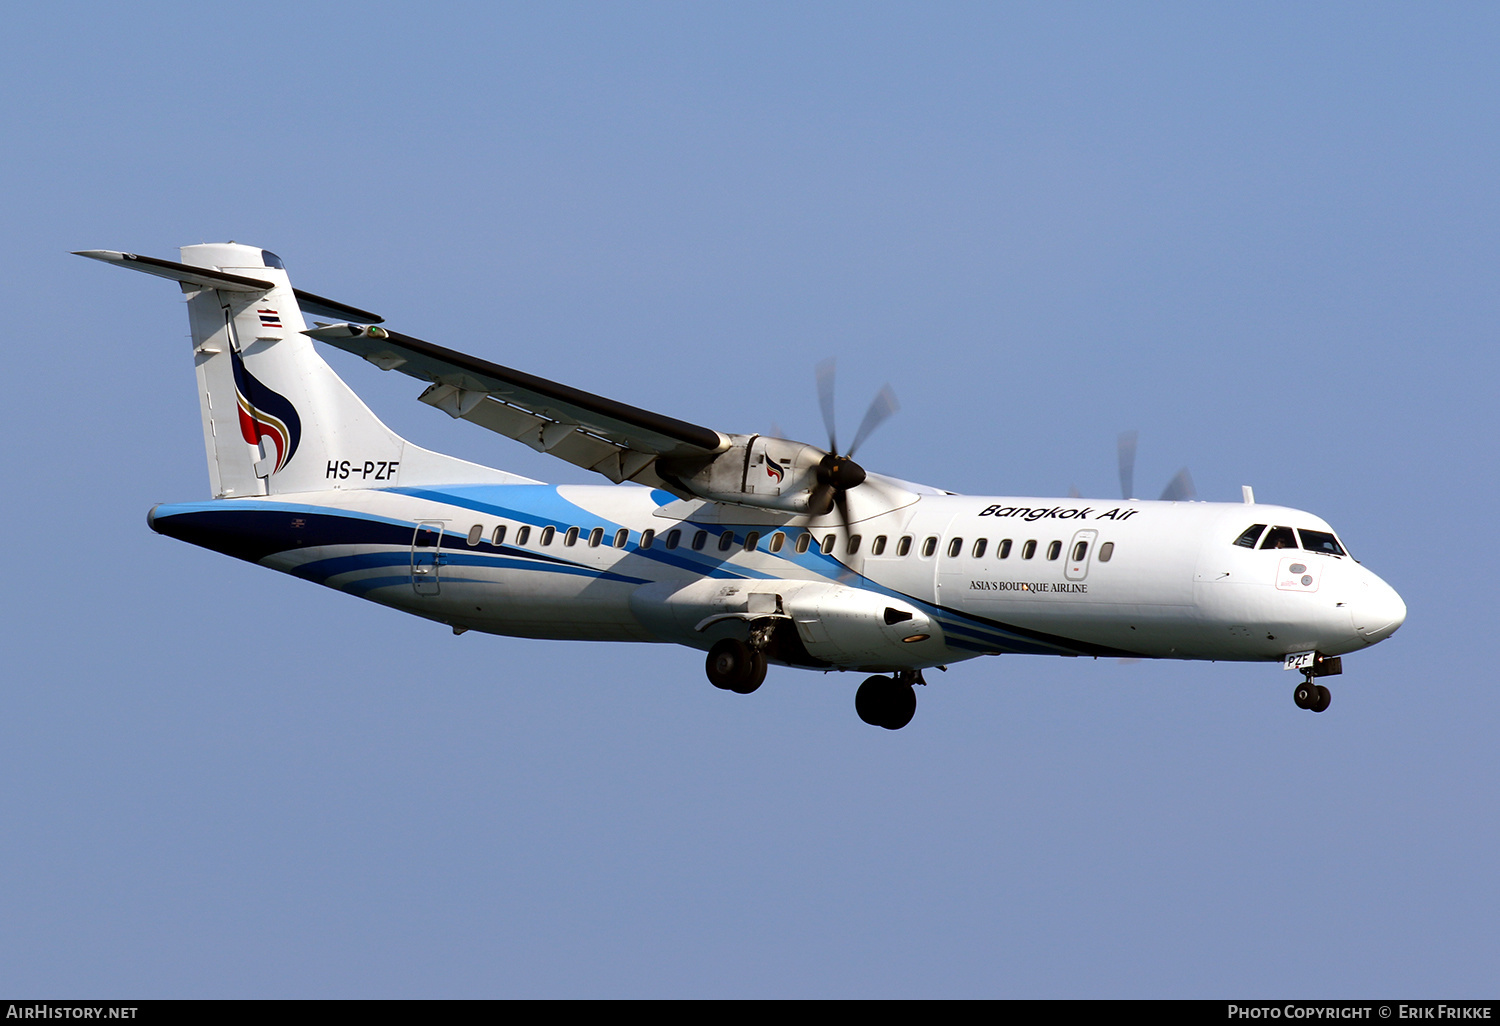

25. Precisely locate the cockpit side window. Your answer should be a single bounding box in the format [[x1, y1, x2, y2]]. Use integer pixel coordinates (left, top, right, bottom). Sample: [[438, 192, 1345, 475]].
[[1298, 529, 1346, 556], [1234, 524, 1267, 548], [1259, 525, 1298, 550]]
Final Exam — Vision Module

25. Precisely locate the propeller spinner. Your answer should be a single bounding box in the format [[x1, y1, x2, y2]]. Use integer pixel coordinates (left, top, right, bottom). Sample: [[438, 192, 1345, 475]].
[[811, 359, 898, 528]]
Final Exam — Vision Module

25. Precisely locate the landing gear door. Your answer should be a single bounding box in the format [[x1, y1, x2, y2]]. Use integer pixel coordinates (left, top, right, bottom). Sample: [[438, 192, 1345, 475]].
[[1065, 528, 1098, 582], [411, 521, 444, 596]]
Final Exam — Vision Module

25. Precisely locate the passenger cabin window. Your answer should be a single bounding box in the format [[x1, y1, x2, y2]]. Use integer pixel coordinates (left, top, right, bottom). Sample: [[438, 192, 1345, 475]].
[[1298, 529, 1346, 556], [589, 527, 605, 548], [972, 539, 987, 559], [564, 527, 580, 546], [491, 525, 507, 546], [769, 532, 785, 553], [922, 537, 938, 557], [1259, 525, 1298, 550], [744, 531, 759, 552], [467, 524, 484, 546], [997, 539, 1012, 559], [665, 529, 681, 550], [640, 529, 656, 549], [821, 534, 836, 554], [613, 529, 628, 548], [1235, 524, 1267, 548], [872, 536, 887, 556], [1098, 541, 1114, 562], [692, 530, 708, 551], [847, 535, 861, 555], [515, 525, 531, 546], [540, 526, 555, 546], [947, 537, 963, 558], [897, 536, 912, 557], [719, 532, 735, 552], [795, 533, 811, 554], [1047, 540, 1062, 560], [1022, 540, 1037, 559], [1072, 541, 1088, 562]]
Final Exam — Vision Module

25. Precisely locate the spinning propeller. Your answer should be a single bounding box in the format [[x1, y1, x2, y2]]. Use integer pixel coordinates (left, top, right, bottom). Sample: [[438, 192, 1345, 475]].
[[1117, 429, 1196, 501], [811, 358, 899, 530]]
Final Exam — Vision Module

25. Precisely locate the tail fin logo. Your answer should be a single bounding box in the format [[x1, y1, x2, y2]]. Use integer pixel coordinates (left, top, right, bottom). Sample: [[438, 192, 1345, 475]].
[[230, 349, 301, 473]]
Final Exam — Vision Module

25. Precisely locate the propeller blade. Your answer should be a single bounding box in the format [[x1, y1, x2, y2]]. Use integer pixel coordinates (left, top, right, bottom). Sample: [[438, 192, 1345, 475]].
[[1067, 484, 1082, 499], [1159, 467, 1196, 502], [809, 481, 837, 518], [833, 487, 852, 541], [1117, 430, 1138, 500], [816, 358, 838, 454], [848, 384, 898, 457]]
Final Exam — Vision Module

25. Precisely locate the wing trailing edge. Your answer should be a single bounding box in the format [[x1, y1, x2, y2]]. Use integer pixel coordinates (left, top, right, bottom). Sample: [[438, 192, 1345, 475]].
[[305, 322, 729, 490]]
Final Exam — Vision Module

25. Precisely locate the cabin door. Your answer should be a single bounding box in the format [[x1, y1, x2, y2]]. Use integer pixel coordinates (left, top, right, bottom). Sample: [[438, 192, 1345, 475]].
[[411, 521, 445, 596]]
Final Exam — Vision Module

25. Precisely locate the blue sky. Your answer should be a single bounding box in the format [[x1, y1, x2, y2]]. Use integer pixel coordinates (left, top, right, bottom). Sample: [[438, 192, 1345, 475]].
[[2, 2, 1496, 997]]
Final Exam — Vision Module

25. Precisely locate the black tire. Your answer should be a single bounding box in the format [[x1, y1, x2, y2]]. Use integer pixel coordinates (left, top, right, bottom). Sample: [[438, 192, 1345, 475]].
[[881, 683, 917, 730], [728, 648, 767, 695], [1310, 684, 1331, 713], [1294, 682, 1314, 710], [706, 638, 755, 691], [855, 675, 893, 726]]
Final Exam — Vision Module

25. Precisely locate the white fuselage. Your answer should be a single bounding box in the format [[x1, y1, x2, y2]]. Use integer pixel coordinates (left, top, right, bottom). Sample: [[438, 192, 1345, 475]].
[[149, 483, 1406, 673]]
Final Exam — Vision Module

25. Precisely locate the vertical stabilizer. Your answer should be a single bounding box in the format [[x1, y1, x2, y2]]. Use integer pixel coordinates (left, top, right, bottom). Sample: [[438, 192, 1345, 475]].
[[84, 243, 525, 497], [180, 242, 407, 496]]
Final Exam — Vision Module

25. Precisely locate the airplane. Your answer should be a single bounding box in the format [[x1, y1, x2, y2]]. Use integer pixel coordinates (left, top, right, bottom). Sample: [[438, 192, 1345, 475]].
[[78, 242, 1407, 729]]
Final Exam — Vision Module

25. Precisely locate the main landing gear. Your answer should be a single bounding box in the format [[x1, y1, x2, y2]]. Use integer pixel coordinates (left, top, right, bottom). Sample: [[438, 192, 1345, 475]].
[[706, 638, 767, 695], [856, 671, 923, 731]]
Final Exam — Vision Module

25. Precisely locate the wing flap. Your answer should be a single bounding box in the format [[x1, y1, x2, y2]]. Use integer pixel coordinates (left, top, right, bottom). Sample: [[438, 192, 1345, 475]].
[[308, 323, 726, 487]]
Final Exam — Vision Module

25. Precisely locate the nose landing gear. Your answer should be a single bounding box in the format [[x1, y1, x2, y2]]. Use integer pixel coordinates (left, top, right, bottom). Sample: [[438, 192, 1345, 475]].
[[1289, 652, 1340, 713], [1294, 676, 1332, 713]]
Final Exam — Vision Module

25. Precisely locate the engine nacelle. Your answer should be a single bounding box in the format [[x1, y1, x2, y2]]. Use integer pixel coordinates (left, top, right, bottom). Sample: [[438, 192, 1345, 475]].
[[657, 434, 829, 514]]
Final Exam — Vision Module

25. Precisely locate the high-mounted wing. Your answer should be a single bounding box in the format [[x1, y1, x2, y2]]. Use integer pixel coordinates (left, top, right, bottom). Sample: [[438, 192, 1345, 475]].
[[305, 323, 728, 490]]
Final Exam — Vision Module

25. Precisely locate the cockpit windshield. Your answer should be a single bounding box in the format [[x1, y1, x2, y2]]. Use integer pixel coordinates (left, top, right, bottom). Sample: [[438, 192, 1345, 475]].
[[1298, 529, 1345, 556], [1259, 526, 1298, 550], [1233, 524, 1267, 548], [1245, 523, 1347, 556]]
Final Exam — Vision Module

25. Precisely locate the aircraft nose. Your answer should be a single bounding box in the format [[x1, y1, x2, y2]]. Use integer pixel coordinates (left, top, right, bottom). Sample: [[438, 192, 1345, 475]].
[[1351, 573, 1406, 644]]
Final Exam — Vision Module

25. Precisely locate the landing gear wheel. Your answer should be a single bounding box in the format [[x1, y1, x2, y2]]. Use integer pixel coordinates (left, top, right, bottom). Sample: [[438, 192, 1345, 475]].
[[705, 639, 766, 694], [883, 682, 917, 730], [1294, 681, 1314, 710], [855, 675, 917, 730], [1310, 684, 1331, 713]]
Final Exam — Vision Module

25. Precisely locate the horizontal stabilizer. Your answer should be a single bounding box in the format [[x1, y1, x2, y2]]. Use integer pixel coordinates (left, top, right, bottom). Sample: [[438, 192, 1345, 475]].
[[290, 291, 383, 325], [73, 250, 383, 323], [75, 250, 273, 292]]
